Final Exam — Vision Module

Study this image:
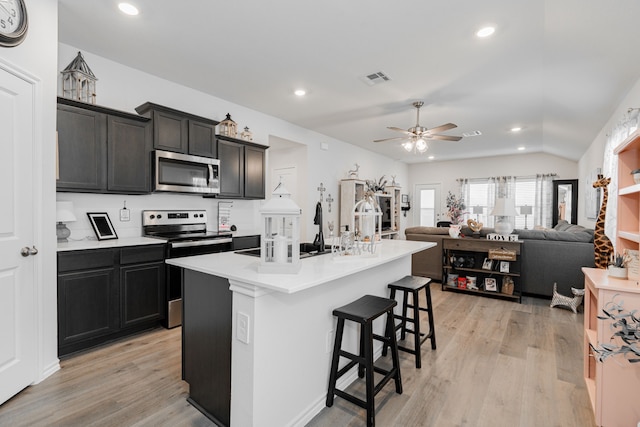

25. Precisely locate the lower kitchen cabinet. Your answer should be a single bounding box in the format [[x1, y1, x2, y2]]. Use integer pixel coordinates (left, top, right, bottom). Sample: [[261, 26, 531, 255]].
[[57, 244, 166, 357]]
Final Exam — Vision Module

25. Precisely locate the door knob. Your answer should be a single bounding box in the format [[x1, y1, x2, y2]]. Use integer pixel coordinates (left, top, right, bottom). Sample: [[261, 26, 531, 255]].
[[21, 246, 38, 257]]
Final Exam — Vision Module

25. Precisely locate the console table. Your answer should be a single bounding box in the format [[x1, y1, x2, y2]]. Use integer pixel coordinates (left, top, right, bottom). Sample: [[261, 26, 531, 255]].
[[442, 237, 522, 303]]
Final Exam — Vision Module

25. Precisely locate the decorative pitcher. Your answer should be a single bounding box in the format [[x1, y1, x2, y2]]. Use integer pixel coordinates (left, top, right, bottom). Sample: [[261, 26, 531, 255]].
[[449, 224, 461, 238]]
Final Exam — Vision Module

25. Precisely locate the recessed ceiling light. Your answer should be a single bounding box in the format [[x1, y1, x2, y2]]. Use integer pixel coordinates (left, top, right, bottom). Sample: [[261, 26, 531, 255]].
[[428, 155, 435, 160], [476, 26, 495, 38], [294, 89, 306, 97], [517, 146, 526, 151], [118, 3, 139, 16], [511, 127, 522, 132]]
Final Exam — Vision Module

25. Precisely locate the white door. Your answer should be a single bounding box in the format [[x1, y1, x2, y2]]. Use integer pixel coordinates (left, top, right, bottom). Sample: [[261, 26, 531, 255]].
[[0, 65, 37, 405], [415, 184, 441, 226]]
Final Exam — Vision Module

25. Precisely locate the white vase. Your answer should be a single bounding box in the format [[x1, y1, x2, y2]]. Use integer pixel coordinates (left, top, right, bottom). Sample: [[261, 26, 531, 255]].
[[608, 266, 628, 279], [449, 224, 461, 238]]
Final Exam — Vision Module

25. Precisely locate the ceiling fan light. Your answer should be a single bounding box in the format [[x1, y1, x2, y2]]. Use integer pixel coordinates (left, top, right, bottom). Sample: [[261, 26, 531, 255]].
[[416, 138, 427, 152], [402, 141, 414, 152]]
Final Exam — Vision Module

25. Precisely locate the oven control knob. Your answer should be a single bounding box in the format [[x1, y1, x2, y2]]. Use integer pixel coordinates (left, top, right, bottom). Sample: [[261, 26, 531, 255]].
[[199, 214, 204, 218], [150, 215, 155, 219], [157, 214, 162, 219]]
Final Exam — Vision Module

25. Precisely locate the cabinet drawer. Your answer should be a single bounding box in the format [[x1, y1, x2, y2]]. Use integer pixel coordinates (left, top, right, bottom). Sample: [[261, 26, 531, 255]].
[[58, 249, 116, 272], [443, 238, 521, 255], [120, 245, 166, 265]]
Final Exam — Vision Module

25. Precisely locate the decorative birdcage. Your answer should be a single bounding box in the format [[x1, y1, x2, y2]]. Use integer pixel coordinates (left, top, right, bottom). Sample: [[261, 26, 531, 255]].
[[352, 190, 382, 255], [61, 51, 98, 104], [259, 181, 302, 274], [218, 113, 238, 138]]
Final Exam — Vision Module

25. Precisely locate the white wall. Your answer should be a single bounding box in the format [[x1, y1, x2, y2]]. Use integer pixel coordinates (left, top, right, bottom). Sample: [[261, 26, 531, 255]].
[[57, 43, 409, 241], [2, 0, 59, 381], [578, 75, 640, 227], [407, 152, 579, 227]]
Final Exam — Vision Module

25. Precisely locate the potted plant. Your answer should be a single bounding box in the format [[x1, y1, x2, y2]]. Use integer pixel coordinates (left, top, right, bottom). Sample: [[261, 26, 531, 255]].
[[631, 168, 640, 184], [608, 252, 630, 279], [592, 294, 640, 363], [445, 191, 467, 238]]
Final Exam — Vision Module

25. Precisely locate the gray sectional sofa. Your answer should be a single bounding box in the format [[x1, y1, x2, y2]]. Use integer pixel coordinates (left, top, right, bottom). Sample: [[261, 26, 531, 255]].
[[405, 220, 595, 298]]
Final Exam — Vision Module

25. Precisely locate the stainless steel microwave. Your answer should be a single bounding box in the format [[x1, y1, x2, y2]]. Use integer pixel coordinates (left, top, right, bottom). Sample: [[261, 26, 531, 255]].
[[154, 150, 220, 194]]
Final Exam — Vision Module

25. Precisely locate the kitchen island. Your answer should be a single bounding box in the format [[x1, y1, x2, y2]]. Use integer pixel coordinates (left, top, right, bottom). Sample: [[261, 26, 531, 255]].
[[168, 239, 435, 427]]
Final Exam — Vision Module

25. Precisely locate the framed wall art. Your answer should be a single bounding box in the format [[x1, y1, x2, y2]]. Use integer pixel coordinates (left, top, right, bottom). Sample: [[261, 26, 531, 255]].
[[87, 212, 118, 240]]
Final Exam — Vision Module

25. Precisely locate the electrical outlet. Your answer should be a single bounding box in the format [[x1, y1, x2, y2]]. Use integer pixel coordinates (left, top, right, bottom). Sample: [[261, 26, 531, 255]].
[[325, 329, 334, 354], [237, 312, 250, 344]]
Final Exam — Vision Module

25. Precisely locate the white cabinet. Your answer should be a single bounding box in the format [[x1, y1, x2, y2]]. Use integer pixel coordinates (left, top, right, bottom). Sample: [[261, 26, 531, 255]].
[[339, 179, 400, 239]]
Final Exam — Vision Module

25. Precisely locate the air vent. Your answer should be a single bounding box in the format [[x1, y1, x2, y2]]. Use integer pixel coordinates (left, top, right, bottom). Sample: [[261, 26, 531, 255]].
[[462, 130, 482, 137], [360, 71, 391, 86]]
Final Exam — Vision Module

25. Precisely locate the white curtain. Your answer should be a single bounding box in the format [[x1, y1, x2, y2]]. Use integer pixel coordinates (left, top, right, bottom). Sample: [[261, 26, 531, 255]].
[[533, 174, 556, 228]]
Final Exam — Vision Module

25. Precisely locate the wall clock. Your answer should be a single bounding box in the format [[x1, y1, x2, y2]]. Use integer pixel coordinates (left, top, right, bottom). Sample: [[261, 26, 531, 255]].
[[0, 0, 28, 47]]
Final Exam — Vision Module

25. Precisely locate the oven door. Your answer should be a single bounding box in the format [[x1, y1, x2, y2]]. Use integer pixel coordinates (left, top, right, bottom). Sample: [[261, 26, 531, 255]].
[[155, 150, 220, 194], [165, 237, 232, 328]]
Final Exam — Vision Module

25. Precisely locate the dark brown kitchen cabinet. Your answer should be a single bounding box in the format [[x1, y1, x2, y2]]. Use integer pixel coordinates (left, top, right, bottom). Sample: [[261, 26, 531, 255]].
[[56, 97, 152, 194], [57, 244, 166, 357], [215, 135, 267, 199], [136, 102, 218, 158]]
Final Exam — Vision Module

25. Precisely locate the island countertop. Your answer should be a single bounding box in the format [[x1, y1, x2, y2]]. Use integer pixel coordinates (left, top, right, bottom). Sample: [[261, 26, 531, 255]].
[[167, 239, 434, 294]]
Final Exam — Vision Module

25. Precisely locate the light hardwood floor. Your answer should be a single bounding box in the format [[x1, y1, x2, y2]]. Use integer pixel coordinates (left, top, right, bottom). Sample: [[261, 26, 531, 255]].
[[0, 284, 595, 427]]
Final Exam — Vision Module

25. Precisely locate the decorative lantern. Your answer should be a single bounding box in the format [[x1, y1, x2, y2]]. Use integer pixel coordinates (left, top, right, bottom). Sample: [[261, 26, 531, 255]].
[[218, 113, 238, 138], [352, 190, 383, 255], [240, 126, 253, 141], [61, 51, 98, 104], [259, 180, 302, 274]]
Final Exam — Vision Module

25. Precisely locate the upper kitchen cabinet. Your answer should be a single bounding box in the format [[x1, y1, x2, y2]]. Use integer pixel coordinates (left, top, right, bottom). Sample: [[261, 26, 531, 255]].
[[135, 102, 218, 158], [57, 97, 152, 194], [215, 135, 267, 199]]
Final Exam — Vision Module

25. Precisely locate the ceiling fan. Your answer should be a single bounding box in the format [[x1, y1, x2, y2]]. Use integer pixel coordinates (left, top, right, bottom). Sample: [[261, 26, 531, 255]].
[[374, 101, 462, 153]]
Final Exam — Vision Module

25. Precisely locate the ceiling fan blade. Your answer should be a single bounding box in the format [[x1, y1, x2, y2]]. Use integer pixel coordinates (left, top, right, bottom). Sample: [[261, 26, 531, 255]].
[[427, 123, 457, 134], [373, 136, 407, 143], [387, 126, 414, 135], [429, 134, 463, 142]]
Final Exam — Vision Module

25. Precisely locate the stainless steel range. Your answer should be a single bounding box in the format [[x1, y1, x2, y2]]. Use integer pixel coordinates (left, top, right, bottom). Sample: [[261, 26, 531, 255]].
[[142, 210, 233, 328]]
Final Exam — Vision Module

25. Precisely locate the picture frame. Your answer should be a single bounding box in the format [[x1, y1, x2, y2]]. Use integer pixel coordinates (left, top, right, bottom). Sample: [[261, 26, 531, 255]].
[[87, 212, 118, 240], [401, 194, 409, 203], [484, 277, 497, 291], [482, 258, 493, 270], [500, 261, 510, 273]]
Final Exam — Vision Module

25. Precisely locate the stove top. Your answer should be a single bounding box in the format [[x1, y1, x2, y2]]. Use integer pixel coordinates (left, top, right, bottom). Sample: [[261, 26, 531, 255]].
[[142, 210, 231, 242]]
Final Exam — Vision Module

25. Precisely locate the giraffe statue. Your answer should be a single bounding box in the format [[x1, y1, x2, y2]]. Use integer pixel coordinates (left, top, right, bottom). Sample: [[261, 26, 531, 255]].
[[592, 174, 614, 269]]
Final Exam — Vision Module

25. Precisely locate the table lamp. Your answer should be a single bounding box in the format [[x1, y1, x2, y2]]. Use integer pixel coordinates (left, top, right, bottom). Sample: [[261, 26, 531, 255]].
[[520, 205, 533, 229], [56, 201, 77, 242], [490, 198, 518, 236], [472, 205, 483, 220]]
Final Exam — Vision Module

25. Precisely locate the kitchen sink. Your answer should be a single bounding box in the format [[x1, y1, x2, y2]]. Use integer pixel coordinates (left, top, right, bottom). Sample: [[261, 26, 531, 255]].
[[235, 243, 332, 259]]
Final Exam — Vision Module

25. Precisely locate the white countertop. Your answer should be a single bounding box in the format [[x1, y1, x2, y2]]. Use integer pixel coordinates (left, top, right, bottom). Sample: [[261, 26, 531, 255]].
[[57, 236, 166, 252], [167, 239, 435, 294]]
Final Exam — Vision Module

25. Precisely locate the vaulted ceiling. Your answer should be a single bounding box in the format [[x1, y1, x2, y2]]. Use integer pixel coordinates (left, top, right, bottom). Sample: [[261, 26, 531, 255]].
[[58, 0, 640, 164]]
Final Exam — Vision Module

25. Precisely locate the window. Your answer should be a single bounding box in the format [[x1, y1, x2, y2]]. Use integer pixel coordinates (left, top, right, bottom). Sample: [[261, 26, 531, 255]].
[[460, 175, 554, 230]]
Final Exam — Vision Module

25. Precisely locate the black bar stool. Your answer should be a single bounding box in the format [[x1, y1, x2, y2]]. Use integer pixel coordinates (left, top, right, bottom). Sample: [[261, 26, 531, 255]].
[[326, 295, 402, 427], [382, 275, 436, 368]]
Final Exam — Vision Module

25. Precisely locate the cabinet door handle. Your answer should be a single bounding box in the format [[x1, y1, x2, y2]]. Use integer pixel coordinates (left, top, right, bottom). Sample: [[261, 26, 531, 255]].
[[21, 246, 38, 257]]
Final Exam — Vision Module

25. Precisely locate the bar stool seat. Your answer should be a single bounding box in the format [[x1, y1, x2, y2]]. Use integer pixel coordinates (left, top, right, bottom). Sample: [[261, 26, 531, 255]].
[[326, 295, 402, 427], [383, 275, 436, 368]]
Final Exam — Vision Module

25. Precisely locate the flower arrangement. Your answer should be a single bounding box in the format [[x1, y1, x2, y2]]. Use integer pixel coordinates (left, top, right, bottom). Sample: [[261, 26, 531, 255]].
[[609, 252, 631, 268], [446, 191, 466, 225]]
